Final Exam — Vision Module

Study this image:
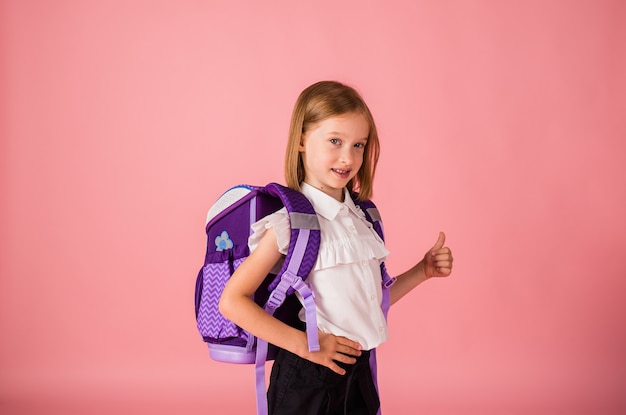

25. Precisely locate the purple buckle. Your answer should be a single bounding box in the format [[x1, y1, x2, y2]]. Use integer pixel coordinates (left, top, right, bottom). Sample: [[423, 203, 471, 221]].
[[265, 271, 302, 311], [265, 290, 286, 310], [292, 278, 313, 299], [384, 276, 396, 288]]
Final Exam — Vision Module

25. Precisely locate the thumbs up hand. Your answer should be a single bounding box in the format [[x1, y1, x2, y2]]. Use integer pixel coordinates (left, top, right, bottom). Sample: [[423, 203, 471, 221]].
[[423, 232, 453, 278]]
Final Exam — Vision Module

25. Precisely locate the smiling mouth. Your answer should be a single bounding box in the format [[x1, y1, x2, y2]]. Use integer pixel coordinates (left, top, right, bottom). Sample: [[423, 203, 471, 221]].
[[332, 168, 351, 173], [332, 168, 351, 177]]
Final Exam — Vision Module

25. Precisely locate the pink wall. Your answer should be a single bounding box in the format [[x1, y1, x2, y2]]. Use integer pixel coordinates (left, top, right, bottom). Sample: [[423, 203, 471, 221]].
[[2, 1, 625, 414]]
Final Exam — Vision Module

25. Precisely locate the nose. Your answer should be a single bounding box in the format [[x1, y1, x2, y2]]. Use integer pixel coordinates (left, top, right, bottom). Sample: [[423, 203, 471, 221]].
[[339, 146, 354, 165]]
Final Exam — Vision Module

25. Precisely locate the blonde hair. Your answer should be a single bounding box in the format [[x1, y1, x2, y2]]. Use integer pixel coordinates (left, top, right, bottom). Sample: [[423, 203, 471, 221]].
[[284, 81, 380, 200]]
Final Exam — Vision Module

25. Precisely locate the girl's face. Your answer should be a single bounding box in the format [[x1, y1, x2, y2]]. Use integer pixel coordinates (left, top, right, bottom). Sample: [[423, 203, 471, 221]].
[[299, 112, 369, 202]]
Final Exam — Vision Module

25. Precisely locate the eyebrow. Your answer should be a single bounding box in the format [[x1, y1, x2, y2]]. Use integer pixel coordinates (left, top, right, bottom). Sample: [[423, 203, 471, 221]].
[[327, 131, 368, 141]]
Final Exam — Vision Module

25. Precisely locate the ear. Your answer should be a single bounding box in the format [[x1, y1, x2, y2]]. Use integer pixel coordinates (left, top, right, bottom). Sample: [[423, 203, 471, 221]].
[[298, 134, 306, 152]]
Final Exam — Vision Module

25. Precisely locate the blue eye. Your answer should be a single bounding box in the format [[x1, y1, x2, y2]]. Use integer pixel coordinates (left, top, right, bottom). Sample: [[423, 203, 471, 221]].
[[354, 142, 366, 149]]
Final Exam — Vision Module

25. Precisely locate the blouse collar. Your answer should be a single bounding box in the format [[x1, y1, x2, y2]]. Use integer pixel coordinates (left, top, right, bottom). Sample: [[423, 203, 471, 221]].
[[300, 183, 361, 221]]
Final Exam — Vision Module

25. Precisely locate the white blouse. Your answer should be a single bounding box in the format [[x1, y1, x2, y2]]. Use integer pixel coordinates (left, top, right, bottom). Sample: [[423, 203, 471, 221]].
[[248, 183, 390, 350]]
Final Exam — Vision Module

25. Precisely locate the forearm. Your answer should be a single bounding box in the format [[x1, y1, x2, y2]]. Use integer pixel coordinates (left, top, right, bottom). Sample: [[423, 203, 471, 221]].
[[389, 260, 430, 305], [219, 293, 309, 357]]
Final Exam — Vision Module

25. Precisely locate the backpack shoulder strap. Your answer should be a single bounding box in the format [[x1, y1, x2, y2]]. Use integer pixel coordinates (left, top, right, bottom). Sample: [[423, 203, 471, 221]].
[[253, 183, 321, 415], [355, 197, 395, 289], [353, 197, 385, 242], [260, 182, 321, 351], [263, 183, 320, 289]]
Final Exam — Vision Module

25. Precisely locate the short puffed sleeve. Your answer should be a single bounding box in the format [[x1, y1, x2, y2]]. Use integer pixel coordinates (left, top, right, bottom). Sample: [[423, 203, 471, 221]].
[[248, 207, 291, 255]]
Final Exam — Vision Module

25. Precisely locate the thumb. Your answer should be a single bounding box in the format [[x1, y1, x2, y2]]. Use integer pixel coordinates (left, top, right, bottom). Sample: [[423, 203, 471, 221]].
[[431, 232, 446, 251]]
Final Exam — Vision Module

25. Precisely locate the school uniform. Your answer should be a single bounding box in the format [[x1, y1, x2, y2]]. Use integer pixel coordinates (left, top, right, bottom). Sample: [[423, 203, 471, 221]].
[[249, 183, 390, 415]]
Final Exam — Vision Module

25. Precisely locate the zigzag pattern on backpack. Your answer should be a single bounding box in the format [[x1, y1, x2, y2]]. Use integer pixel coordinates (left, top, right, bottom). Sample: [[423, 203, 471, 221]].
[[197, 258, 245, 341]]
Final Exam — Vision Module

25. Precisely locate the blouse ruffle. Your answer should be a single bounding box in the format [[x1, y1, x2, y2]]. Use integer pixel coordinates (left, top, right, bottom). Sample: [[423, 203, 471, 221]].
[[248, 207, 389, 271], [249, 207, 291, 255]]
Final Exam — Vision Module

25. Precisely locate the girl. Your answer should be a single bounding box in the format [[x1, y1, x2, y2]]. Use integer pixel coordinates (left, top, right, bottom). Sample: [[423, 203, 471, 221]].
[[219, 80, 453, 414]]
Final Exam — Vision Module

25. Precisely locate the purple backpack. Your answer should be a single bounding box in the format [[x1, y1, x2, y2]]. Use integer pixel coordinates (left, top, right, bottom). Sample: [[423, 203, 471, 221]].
[[194, 182, 395, 415]]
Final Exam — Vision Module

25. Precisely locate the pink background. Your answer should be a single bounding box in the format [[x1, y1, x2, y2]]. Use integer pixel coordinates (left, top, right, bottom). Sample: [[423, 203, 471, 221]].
[[2, 1, 625, 414]]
